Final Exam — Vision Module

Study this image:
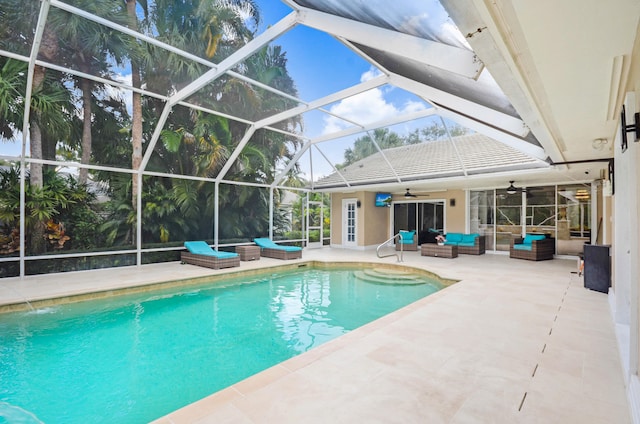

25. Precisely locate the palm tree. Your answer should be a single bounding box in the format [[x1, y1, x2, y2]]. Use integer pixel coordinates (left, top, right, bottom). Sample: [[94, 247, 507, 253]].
[[0, 57, 73, 253], [125, 0, 148, 213], [0, 0, 60, 188], [47, 0, 131, 183]]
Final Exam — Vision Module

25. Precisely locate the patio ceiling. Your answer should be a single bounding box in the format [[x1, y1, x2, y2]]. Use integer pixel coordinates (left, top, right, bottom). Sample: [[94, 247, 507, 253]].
[[3, 0, 638, 194]]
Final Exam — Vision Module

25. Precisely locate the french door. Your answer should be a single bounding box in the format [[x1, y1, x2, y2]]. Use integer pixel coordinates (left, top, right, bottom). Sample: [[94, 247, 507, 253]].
[[342, 199, 357, 247]]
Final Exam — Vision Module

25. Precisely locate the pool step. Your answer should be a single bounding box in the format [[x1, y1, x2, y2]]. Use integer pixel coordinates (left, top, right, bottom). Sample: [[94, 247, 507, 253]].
[[353, 268, 427, 285]]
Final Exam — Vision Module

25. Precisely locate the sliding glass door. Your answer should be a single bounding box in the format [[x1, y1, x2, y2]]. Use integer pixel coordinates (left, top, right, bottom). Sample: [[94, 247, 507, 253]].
[[471, 184, 593, 255], [393, 201, 444, 245]]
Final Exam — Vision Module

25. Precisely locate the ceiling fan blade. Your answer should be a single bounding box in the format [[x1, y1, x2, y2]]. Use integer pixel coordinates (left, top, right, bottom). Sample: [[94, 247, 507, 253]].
[[404, 189, 417, 198]]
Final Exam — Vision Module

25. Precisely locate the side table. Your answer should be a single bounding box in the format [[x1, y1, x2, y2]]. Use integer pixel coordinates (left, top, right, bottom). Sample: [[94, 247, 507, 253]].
[[237, 245, 260, 261]]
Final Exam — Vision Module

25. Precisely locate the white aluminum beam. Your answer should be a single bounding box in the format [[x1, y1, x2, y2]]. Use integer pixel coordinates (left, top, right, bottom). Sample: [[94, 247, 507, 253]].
[[215, 126, 257, 181], [19, 0, 52, 277], [438, 0, 566, 163], [271, 140, 312, 187], [298, 7, 483, 80], [256, 74, 389, 129], [311, 144, 352, 189], [390, 73, 530, 138], [51, 0, 215, 69]]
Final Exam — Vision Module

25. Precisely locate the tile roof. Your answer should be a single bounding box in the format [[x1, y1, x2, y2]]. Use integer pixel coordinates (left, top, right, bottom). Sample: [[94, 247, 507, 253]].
[[313, 133, 547, 188]]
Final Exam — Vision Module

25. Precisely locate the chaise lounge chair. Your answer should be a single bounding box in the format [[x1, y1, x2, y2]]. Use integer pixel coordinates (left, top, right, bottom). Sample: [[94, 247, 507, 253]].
[[181, 241, 240, 269], [253, 238, 302, 260]]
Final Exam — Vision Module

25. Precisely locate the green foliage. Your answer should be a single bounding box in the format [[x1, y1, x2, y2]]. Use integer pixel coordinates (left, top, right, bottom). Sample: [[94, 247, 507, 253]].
[[341, 123, 470, 166], [1, 0, 307, 265], [0, 167, 104, 255]]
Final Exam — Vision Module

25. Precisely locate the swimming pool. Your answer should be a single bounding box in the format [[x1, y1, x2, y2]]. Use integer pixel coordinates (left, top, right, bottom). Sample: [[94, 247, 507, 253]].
[[0, 266, 446, 423]]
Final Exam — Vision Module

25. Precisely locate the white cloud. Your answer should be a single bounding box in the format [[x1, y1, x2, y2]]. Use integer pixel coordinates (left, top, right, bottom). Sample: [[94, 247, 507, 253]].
[[321, 68, 426, 135], [360, 67, 383, 83], [104, 73, 134, 116], [402, 100, 428, 114]]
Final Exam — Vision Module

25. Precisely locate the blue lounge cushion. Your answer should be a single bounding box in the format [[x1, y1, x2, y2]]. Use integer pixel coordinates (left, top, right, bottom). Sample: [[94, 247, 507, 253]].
[[523, 234, 546, 244], [513, 244, 533, 251], [457, 241, 476, 247], [184, 241, 239, 258], [254, 238, 302, 252], [399, 230, 416, 243]]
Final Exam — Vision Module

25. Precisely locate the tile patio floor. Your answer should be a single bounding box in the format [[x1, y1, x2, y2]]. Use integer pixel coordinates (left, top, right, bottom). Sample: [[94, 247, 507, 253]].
[[0, 248, 631, 423]]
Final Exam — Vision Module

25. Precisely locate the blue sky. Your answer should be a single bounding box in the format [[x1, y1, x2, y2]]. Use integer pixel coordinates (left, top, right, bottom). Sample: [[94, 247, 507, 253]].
[[253, 1, 434, 131], [250, 1, 436, 178]]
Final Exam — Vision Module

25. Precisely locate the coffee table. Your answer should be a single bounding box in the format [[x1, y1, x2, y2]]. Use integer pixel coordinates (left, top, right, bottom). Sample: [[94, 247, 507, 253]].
[[421, 243, 458, 258]]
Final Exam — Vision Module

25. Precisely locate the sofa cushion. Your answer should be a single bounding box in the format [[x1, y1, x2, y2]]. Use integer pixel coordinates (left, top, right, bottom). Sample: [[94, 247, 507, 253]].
[[461, 234, 477, 244], [513, 243, 533, 251], [457, 241, 476, 247], [523, 234, 546, 244], [446, 233, 463, 243]]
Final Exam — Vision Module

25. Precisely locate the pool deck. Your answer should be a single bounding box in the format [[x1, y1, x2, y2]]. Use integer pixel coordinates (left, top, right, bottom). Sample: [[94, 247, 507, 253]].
[[0, 249, 631, 423]]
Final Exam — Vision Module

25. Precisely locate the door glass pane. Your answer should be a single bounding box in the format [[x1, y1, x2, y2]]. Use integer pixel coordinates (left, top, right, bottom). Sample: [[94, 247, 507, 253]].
[[496, 189, 522, 251], [470, 190, 495, 251], [525, 186, 556, 241], [417, 202, 444, 244], [557, 185, 591, 255], [393, 203, 416, 235], [347, 203, 355, 242]]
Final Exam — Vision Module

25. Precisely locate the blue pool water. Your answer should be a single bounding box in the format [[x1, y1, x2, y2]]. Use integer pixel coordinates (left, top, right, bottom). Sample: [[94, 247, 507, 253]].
[[0, 267, 444, 423]]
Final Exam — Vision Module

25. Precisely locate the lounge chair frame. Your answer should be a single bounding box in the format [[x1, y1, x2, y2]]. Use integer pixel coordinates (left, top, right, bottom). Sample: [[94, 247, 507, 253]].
[[258, 247, 302, 260], [181, 251, 240, 269]]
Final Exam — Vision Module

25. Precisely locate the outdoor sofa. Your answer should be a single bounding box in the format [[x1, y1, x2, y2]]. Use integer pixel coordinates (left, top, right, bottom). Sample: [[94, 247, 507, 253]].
[[443, 233, 486, 255]]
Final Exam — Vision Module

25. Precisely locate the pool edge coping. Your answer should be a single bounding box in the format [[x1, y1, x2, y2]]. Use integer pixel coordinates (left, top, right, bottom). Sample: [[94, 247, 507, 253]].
[[0, 260, 458, 313]]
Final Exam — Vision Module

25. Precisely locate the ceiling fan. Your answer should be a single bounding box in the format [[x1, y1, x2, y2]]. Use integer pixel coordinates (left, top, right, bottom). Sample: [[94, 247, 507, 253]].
[[506, 181, 518, 195], [404, 188, 417, 198], [506, 181, 544, 198], [404, 188, 431, 198]]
